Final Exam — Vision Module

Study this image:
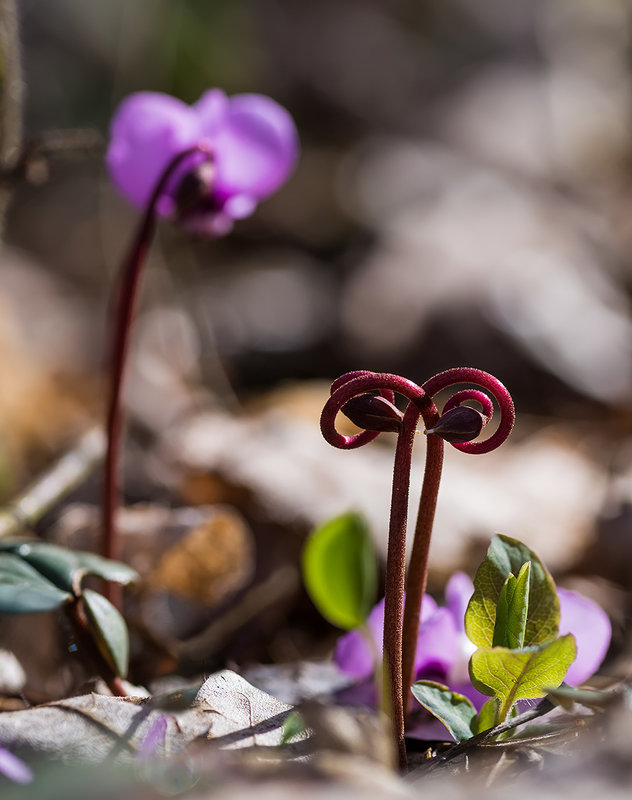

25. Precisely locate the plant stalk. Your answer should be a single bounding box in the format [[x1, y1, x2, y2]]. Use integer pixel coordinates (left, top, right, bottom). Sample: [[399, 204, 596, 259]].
[[381, 403, 421, 770], [401, 415, 444, 713], [102, 144, 212, 605]]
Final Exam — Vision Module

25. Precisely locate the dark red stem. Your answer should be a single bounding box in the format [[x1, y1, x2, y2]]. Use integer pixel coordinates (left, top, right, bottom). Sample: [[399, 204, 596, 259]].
[[102, 144, 213, 605], [381, 403, 419, 768], [401, 401, 443, 713]]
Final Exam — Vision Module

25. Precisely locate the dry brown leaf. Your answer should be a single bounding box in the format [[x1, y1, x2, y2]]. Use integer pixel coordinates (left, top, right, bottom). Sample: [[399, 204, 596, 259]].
[[0, 670, 292, 763]]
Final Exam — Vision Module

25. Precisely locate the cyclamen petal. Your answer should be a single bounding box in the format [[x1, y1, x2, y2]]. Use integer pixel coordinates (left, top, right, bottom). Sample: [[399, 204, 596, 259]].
[[0, 747, 33, 785], [192, 89, 230, 136], [334, 599, 384, 680], [558, 587, 611, 685], [445, 571, 474, 633], [106, 92, 199, 208], [138, 714, 168, 760], [414, 606, 459, 676], [201, 93, 299, 199], [106, 89, 298, 234], [334, 595, 439, 680]]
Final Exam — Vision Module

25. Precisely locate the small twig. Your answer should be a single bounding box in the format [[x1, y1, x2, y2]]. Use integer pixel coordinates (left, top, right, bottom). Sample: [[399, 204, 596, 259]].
[[408, 697, 555, 778], [0, 427, 105, 539]]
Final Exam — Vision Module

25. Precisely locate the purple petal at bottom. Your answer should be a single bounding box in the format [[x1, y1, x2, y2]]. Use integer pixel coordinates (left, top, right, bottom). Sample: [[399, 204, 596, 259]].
[[558, 587, 611, 685], [0, 747, 33, 784]]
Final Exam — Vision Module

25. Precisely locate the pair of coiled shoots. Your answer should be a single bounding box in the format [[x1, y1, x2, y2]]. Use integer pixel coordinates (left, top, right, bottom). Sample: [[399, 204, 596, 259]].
[[320, 367, 515, 769]]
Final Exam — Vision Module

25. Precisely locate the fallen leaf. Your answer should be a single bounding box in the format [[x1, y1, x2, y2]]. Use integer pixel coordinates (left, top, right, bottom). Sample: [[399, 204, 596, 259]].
[[0, 670, 292, 763]]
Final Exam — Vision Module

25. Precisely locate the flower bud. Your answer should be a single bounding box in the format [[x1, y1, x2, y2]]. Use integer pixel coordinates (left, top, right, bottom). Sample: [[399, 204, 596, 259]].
[[425, 406, 486, 443], [342, 394, 403, 433]]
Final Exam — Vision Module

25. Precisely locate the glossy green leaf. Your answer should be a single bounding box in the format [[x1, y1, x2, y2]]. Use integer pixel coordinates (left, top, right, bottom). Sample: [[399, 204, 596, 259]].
[[0, 553, 72, 613], [469, 634, 577, 716], [472, 697, 500, 734], [465, 535, 559, 649], [493, 561, 530, 648], [0, 539, 138, 592], [411, 681, 477, 742], [302, 512, 378, 630], [82, 589, 130, 677], [74, 552, 139, 585]]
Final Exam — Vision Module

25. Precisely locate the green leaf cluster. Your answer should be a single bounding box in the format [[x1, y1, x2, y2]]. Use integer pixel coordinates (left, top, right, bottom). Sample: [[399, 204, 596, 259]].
[[0, 538, 138, 676], [412, 535, 577, 741]]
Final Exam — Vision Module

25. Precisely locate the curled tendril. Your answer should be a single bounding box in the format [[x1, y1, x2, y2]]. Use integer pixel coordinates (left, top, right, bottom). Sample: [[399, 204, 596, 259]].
[[421, 367, 515, 454], [320, 371, 425, 450], [321, 366, 514, 454]]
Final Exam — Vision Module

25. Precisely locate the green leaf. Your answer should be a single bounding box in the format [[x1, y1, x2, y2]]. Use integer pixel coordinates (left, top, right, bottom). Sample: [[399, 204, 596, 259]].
[[469, 634, 577, 718], [280, 711, 306, 745], [73, 552, 139, 586], [465, 535, 559, 649], [0, 539, 138, 592], [302, 512, 378, 630], [0, 553, 72, 612], [472, 697, 500, 734], [82, 589, 130, 677], [493, 561, 530, 648], [411, 681, 477, 742]]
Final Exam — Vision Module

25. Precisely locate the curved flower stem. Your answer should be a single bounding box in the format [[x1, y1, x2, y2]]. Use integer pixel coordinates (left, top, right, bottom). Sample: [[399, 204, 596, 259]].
[[102, 144, 212, 605]]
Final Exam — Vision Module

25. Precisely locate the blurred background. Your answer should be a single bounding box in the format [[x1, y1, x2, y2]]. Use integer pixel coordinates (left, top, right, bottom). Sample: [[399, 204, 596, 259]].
[[1, 0, 632, 687], [9, 0, 632, 406]]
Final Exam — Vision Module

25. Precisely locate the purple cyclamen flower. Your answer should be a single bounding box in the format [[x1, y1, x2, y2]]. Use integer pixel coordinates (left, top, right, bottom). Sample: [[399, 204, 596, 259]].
[[106, 89, 299, 236], [335, 573, 611, 702], [0, 746, 33, 785]]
